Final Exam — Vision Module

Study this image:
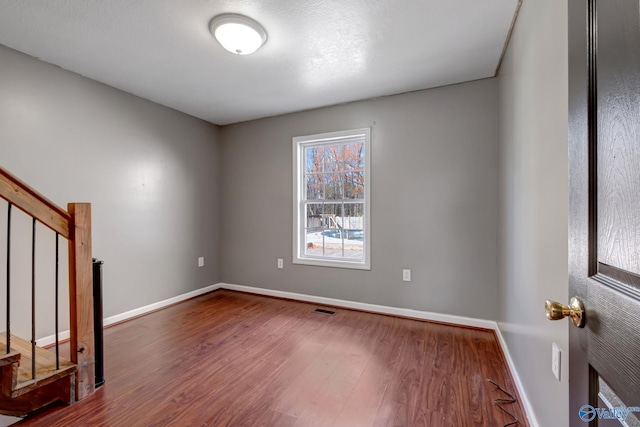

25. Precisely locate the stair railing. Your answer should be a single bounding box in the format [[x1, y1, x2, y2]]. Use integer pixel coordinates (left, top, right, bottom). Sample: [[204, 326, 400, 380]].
[[0, 165, 95, 400]]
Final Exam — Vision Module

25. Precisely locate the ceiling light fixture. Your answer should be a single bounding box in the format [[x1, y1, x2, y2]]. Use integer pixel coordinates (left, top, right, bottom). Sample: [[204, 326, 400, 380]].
[[209, 13, 267, 55]]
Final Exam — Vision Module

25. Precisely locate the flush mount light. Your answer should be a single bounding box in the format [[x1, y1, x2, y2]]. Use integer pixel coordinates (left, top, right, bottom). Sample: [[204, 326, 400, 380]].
[[209, 13, 267, 55]]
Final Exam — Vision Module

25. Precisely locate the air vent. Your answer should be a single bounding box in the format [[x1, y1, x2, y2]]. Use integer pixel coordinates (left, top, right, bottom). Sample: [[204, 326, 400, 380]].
[[313, 308, 336, 316]]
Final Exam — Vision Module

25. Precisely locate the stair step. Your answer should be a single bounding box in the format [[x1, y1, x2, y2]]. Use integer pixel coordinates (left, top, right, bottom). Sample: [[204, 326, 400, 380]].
[[0, 333, 76, 398], [0, 352, 20, 368]]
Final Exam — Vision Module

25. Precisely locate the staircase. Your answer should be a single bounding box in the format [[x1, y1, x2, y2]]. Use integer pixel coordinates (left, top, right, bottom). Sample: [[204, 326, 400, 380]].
[[0, 334, 76, 416], [0, 165, 95, 417]]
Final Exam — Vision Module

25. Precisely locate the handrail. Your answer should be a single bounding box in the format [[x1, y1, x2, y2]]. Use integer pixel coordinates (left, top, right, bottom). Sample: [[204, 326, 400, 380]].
[[0, 167, 71, 238], [0, 165, 95, 401]]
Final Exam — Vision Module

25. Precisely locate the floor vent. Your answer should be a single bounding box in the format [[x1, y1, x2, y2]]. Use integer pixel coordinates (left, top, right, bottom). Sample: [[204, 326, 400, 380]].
[[313, 308, 336, 316]]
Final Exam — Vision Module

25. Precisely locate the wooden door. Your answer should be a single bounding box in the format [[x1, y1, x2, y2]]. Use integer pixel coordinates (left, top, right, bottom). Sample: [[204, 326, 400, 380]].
[[569, 0, 640, 425]]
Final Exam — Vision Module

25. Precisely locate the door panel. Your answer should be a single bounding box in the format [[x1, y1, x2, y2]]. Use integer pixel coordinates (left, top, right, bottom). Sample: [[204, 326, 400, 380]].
[[569, 0, 640, 425], [587, 285, 640, 405], [597, 379, 640, 427], [597, 0, 640, 284]]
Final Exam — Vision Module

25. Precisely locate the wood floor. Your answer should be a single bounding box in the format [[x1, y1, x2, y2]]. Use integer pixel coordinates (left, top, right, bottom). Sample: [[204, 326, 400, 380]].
[[17, 290, 529, 426]]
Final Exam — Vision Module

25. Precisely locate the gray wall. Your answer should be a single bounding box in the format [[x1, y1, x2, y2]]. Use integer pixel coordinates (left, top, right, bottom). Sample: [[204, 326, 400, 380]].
[[0, 17, 569, 423], [220, 79, 499, 320], [0, 44, 221, 338], [497, 0, 569, 425]]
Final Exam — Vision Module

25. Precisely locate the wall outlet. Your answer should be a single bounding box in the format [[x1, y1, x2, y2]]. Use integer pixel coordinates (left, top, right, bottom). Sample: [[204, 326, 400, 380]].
[[277, 258, 283, 269], [402, 269, 411, 282], [198, 257, 205, 267], [552, 343, 561, 381]]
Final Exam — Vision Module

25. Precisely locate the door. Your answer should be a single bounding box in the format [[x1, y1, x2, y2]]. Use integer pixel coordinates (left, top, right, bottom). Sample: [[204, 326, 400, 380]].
[[568, 0, 640, 425]]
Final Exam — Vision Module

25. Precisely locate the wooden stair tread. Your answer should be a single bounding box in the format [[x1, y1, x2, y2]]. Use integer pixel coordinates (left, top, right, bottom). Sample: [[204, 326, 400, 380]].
[[0, 352, 20, 367], [0, 333, 75, 395]]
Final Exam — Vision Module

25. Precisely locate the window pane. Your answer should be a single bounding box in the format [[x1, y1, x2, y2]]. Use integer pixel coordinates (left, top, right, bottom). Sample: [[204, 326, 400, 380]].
[[305, 229, 324, 256], [324, 173, 343, 200], [324, 240, 344, 257], [324, 144, 344, 173], [343, 240, 364, 259], [322, 203, 344, 257], [306, 175, 323, 200], [342, 202, 364, 259], [322, 202, 343, 224], [340, 203, 364, 230], [305, 203, 323, 230], [344, 171, 365, 199], [305, 203, 324, 256], [305, 147, 324, 174], [343, 142, 364, 172]]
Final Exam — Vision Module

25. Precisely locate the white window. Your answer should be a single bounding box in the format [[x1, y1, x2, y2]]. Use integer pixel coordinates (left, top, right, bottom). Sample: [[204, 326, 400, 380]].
[[293, 128, 371, 270]]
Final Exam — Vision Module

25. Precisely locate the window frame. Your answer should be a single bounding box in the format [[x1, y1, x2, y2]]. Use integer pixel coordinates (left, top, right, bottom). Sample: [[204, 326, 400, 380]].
[[292, 127, 371, 270]]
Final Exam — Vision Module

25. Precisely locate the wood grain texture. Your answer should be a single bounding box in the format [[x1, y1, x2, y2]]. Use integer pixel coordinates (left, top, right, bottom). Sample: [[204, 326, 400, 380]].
[[0, 334, 75, 416], [0, 354, 20, 397], [17, 290, 529, 426], [586, 283, 640, 408], [592, 0, 640, 408], [568, 0, 596, 420], [596, 0, 640, 280], [0, 333, 75, 398], [569, 0, 640, 423], [0, 166, 71, 238], [67, 203, 95, 400], [0, 372, 74, 417]]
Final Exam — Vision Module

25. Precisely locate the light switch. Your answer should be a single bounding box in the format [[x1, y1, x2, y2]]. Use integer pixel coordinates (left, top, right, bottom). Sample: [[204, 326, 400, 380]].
[[552, 343, 561, 381]]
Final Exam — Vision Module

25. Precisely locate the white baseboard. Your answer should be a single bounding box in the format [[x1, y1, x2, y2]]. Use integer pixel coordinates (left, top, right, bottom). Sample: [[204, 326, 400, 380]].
[[36, 330, 71, 347], [35, 283, 222, 347], [218, 283, 496, 328], [494, 325, 540, 427], [102, 283, 221, 327], [34, 281, 537, 427]]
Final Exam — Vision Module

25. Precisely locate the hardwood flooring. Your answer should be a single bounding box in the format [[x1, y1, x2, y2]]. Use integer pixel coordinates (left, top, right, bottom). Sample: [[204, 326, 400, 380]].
[[17, 290, 529, 426]]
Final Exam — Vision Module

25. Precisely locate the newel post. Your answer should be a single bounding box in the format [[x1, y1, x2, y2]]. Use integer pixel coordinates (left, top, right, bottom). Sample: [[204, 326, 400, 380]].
[[68, 203, 95, 400]]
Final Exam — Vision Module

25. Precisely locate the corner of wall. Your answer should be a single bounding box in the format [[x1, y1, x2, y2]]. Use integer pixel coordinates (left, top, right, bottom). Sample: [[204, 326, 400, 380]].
[[496, 0, 569, 426]]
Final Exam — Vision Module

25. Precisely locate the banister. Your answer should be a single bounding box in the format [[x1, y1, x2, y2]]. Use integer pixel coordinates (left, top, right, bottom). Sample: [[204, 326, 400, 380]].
[[0, 164, 95, 402], [0, 166, 71, 239]]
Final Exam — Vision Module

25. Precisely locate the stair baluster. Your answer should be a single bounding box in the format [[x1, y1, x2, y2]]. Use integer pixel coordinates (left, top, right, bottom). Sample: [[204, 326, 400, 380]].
[[5, 203, 10, 354], [55, 233, 59, 371], [30, 217, 36, 380]]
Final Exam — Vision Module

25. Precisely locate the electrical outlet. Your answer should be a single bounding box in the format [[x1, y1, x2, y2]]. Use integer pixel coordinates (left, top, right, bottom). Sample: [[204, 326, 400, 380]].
[[277, 258, 283, 269], [552, 343, 561, 381], [402, 269, 411, 282], [198, 257, 205, 267]]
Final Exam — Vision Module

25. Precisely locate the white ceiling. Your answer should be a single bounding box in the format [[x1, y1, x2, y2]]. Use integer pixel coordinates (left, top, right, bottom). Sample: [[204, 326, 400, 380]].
[[0, 0, 520, 126]]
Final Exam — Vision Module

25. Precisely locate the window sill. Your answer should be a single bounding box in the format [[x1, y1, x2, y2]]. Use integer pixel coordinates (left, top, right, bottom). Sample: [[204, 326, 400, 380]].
[[292, 257, 371, 270]]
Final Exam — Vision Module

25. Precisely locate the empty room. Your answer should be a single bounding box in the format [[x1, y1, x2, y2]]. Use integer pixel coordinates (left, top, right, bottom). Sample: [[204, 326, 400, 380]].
[[1, 0, 639, 426]]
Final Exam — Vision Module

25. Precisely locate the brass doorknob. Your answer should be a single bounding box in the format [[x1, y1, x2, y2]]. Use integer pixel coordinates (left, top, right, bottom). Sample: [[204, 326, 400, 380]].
[[545, 297, 585, 328]]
